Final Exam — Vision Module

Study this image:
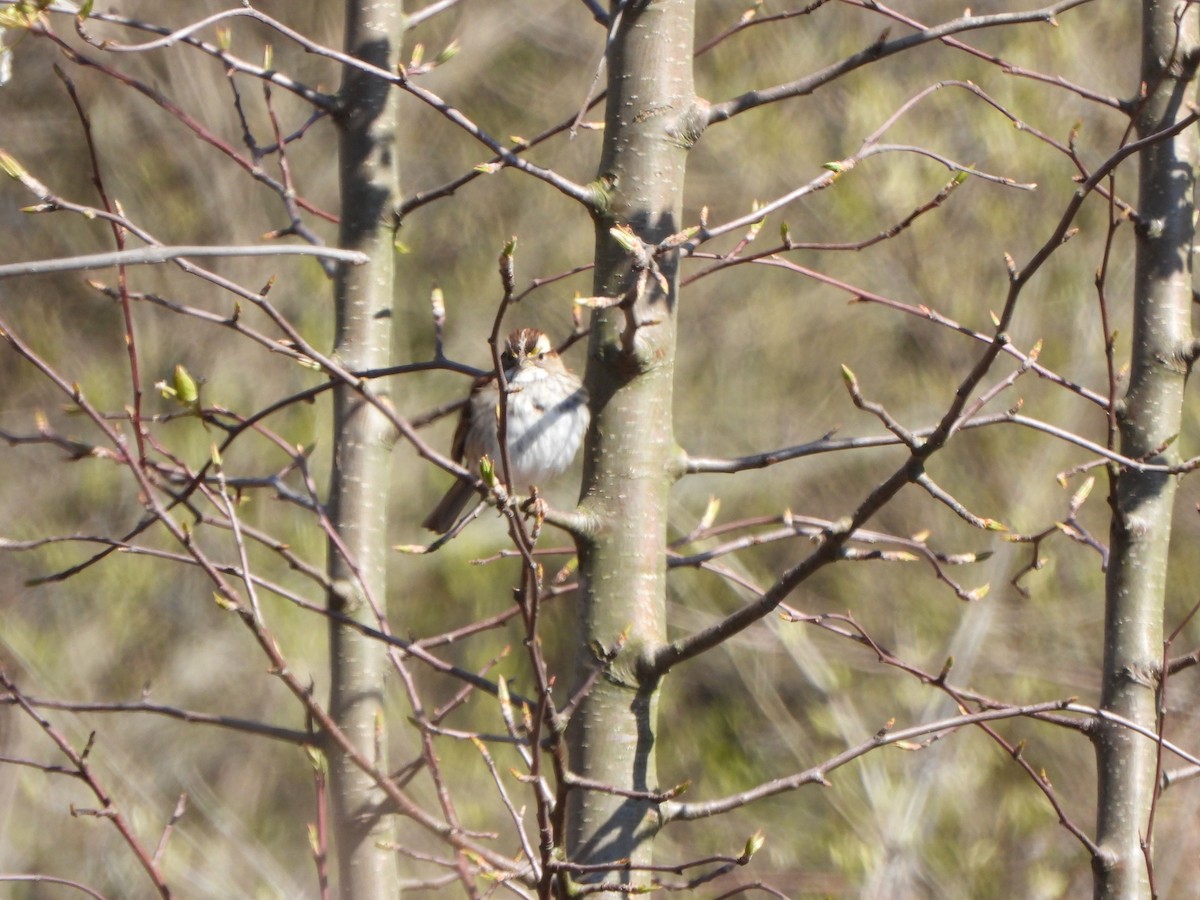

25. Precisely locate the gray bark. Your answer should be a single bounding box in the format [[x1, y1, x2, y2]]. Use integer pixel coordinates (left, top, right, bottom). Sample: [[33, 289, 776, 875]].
[[566, 0, 698, 892], [327, 1, 403, 896], [1094, 4, 1197, 897]]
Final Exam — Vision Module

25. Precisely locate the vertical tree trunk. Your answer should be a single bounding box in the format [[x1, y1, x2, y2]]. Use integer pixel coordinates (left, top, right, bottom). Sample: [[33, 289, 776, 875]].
[[1095, 4, 1197, 897], [567, 0, 699, 890], [327, 1, 402, 897]]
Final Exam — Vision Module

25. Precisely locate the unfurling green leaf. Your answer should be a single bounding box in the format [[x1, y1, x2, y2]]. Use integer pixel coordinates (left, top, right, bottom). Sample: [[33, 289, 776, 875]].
[[0, 151, 26, 179], [743, 830, 765, 859], [212, 591, 238, 611], [609, 224, 639, 252], [173, 364, 198, 404], [434, 39, 460, 65]]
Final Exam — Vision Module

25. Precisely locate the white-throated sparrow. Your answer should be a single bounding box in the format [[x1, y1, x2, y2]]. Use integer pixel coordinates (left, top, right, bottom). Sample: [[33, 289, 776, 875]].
[[422, 328, 590, 533]]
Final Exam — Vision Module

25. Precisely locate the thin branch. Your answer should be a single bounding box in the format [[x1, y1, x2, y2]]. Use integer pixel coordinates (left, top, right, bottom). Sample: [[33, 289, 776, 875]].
[[791, 610, 1099, 851], [407, 0, 469, 28], [33, 24, 338, 221], [0, 244, 367, 279], [686, 252, 1109, 408], [16, 2, 337, 109], [655, 112, 1200, 674], [695, 1, 832, 57], [1, 696, 310, 744], [0, 313, 529, 875], [850, 0, 1122, 110], [660, 700, 1082, 822], [704, 0, 1094, 123], [684, 409, 1192, 477], [0, 875, 107, 900], [575, 0, 609, 27], [1, 672, 172, 896], [680, 83, 1040, 255], [61, 4, 596, 208]]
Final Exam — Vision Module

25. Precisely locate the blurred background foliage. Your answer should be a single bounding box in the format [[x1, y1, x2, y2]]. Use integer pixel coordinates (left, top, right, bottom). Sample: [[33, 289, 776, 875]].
[[1, 0, 1198, 897]]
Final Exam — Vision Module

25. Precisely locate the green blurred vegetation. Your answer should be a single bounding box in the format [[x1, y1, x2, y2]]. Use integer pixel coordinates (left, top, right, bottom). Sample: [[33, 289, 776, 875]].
[[1, 0, 1198, 897]]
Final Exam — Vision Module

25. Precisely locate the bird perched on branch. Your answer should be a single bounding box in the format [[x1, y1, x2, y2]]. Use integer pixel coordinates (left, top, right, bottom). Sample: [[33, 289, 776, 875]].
[[423, 328, 589, 533]]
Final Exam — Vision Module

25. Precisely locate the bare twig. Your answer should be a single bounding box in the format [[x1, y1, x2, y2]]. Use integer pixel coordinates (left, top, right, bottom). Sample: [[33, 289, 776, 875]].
[[0, 244, 367, 279]]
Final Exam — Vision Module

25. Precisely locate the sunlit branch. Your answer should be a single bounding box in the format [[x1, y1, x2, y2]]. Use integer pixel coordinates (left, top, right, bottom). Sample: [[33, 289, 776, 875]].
[[407, 0, 470, 28], [0, 244, 367, 279], [660, 700, 1086, 821], [684, 411, 1192, 477], [790, 610, 1099, 852], [852, 0, 1121, 110], [69, 4, 594, 207], [704, 0, 1094, 123]]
